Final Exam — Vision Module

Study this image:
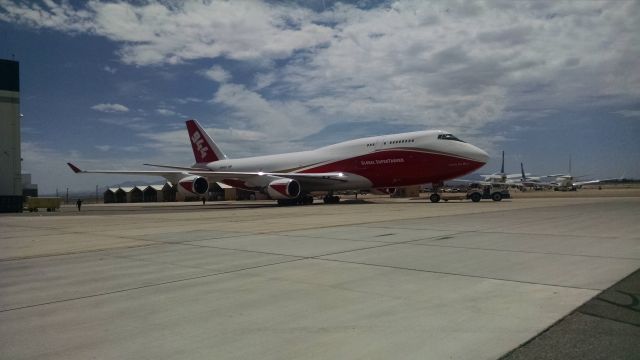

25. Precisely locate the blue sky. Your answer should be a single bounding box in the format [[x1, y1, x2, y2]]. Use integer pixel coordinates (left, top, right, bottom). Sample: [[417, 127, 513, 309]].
[[1, 0, 639, 194]]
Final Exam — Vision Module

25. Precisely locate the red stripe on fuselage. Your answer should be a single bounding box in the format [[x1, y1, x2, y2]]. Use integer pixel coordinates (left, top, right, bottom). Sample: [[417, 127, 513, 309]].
[[300, 149, 483, 187]]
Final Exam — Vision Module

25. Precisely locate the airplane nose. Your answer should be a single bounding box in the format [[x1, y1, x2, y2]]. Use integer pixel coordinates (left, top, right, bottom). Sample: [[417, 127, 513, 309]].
[[468, 144, 489, 164]]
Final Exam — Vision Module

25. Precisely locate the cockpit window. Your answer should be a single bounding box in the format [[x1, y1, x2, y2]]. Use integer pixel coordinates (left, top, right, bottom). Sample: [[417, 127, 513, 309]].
[[437, 134, 464, 142]]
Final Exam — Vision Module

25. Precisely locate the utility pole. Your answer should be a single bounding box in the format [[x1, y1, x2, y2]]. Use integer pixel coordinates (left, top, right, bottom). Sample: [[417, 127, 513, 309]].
[[66, 187, 69, 204], [96, 184, 99, 204]]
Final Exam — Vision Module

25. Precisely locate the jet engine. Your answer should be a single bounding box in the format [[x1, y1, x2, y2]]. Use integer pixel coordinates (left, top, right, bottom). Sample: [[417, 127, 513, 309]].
[[177, 176, 209, 196], [266, 178, 301, 200]]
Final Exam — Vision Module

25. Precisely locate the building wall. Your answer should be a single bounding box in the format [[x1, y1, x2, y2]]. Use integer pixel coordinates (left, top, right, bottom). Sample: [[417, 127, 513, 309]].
[[0, 60, 21, 197]]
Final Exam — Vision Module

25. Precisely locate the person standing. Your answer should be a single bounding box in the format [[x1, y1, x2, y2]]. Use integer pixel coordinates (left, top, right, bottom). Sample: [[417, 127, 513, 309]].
[[76, 199, 82, 211]]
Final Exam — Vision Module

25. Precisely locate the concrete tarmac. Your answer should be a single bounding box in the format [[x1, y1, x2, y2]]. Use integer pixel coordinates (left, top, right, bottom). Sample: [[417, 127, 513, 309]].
[[1, 197, 639, 359]]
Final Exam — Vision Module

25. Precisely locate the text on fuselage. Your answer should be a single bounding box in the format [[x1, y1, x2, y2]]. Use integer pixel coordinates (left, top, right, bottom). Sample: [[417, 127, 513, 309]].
[[361, 158, 405, 166]]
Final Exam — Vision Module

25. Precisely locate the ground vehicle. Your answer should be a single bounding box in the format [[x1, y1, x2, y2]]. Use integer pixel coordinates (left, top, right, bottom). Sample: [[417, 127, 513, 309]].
[[430, 184, 510, 203], [24, 197, 63, 212]]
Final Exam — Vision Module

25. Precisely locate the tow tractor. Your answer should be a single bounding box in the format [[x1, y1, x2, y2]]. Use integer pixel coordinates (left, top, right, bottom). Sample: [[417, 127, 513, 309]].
[[428, 183, 510, 203]]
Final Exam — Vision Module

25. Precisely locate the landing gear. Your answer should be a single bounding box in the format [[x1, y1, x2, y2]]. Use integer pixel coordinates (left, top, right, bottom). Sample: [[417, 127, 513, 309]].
[[430, 181, 443, 203], [323, 191, 340, 204], [277, 194, 315, 206], [323, 195, 340, 204], [301, 194, 314, 205], [277, 199, 297, 206]]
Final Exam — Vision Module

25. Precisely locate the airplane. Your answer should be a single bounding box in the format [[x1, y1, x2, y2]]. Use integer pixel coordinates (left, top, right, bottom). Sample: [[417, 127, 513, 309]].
[[479, 151, 528, 184], [512, 163, 552, 190], [68, 119, 489, 205], [544, 157, 614, 191]]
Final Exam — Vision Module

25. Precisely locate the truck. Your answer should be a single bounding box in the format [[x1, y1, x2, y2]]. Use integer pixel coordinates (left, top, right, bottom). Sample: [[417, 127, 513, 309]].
[[24, 197, 63, 212], [430, 183, 510, 203]]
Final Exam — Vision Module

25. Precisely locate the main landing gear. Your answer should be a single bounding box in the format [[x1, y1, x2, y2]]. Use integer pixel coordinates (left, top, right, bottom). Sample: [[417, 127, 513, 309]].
[[277, 194, 315, 206], [323, 191, 340, 204], [323, 195, 340, 204], [429, 182, 444, 203]]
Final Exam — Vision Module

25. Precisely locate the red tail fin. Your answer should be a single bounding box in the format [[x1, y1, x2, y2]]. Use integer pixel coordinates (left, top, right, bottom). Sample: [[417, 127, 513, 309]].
[[185, 119, 226, 163]]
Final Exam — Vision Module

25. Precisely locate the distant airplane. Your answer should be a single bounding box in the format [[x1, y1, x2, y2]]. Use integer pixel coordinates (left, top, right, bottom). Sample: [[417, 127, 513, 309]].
[[545, 157, 615, 191], [68, 119, 489, 205], [513, 162, 551, 190], [479, 151, 526, 184]]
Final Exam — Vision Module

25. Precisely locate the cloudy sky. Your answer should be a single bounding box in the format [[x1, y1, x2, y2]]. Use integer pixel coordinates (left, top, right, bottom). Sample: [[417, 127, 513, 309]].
[[1, 0, 639, 194]]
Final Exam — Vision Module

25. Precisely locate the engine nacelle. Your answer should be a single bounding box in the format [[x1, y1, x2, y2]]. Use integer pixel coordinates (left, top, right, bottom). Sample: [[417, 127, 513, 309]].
[[266, 178, 301, 200], [177, 176, 209, 196]]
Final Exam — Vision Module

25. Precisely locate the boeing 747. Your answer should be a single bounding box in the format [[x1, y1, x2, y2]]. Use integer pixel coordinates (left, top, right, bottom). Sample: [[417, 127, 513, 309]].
[[68, 119, 489, 205]]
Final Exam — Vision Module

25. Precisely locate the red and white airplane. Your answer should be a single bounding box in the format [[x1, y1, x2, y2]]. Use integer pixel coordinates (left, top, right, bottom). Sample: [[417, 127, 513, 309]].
[[68, 119, 489, 204]]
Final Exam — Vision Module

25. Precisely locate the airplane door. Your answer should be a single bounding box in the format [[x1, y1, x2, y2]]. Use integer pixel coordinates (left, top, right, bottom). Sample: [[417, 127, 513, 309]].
[[374, 136, 386, 151]]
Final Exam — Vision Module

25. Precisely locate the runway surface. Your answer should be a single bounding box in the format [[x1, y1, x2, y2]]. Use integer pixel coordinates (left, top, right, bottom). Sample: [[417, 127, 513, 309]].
[[1, 197, 639, 359]]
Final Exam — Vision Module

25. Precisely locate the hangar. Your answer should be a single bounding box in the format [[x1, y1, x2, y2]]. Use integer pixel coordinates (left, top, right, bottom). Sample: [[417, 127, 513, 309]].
[[0, 59, 22, 212], [103, 184, 177, 204]]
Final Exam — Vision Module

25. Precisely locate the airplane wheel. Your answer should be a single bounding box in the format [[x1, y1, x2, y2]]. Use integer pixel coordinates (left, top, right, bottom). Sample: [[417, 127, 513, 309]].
[[429, 193, 440, 203], [302, 195, 314, 205], [323, 195, 340, 204], [491, 192, 502, 202], [470, 193, 481, 202]]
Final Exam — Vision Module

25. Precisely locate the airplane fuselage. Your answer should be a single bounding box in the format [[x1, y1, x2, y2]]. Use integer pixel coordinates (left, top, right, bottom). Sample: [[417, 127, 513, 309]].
[[201, 130, 488, 192]]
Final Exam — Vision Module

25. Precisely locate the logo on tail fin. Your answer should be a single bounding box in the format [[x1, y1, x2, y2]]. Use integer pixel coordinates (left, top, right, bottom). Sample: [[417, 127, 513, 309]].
[[186, 119, 227, 163], [190, 131, 209, 160]]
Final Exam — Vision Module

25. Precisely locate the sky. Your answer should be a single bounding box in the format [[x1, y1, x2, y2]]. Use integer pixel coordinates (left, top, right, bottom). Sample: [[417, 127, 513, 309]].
[[1, 0, 639, 194]]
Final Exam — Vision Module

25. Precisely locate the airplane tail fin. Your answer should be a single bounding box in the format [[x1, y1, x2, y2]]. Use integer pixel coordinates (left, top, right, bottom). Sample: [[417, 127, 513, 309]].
[[500, 151, 505, 174], [185, 119, 227, 164], [520, 162, 526, 181]]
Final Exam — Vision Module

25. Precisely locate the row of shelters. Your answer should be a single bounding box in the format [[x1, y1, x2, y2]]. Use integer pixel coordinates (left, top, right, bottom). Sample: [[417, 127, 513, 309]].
[[102, 183, 260, 203], [103, 184, 177, 203]]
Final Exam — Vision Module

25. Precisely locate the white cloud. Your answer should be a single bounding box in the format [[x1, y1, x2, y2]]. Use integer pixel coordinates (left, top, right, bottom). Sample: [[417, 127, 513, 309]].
[[103, 65, 117, 74], [4, 0, 640, 157], [202, 65, 230, 83], [175, 97, 204, 105], [1, 1, 333, 65], [613, 110, 640, 118], [0, 0, 94, 33], [95, 145, 111, 151], [156, 108, 177, 116], [98, 117, 150, 131], [212, 83, 323, 142], [91, 103, 129, 113], [139, 125, 270, 159]]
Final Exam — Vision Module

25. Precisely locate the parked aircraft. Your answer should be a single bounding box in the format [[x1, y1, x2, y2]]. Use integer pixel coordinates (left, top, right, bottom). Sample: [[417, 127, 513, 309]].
[[68, 119, 489, 205], [514, 163, 551, 190], [479, 151, 526, 184], [545, 158, 613, 191]]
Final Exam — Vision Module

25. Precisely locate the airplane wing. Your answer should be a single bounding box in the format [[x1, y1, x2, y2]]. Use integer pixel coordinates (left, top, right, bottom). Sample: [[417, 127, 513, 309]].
[[68, 163, 350, 187], [572, 178, 618, 187], [448, 179, 494, 186], [141, 163, 349, 183], [67, 163, 188, 177]]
